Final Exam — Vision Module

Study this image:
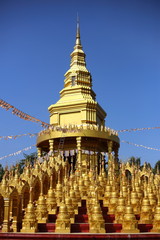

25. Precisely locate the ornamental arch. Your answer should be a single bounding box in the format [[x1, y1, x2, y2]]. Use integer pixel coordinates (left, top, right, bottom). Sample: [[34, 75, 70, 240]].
[[140, 174, 149, 184], [9, 188, 19, 232], [0, 194, 4, 230], [32, 177, 41, 202], [42, 173, 50, 195], [21, 182, 30, 210]]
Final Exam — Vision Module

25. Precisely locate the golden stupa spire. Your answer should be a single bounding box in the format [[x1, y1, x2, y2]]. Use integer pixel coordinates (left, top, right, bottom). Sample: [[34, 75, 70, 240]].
[[48, 17, 106, 126], [66, 16, 92, 89], [75, 14, 81, 46]]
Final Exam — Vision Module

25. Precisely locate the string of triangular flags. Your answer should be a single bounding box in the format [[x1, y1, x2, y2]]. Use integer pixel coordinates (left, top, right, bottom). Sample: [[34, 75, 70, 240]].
[[0, 133, 38, 140], [1, 140, 160, 162], [0, 145, 36, 161], [1, 99, 160, 133], [0, 99, 49, 128], [118, 126, 160, 133], [121, 140, 160, 151]]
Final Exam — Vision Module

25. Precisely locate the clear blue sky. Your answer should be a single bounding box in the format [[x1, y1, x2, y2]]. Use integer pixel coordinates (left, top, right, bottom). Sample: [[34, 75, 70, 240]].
[[0, 0, 160, 167]]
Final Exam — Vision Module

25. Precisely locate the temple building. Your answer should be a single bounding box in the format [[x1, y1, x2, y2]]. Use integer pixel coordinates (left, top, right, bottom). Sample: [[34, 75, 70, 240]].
[[36, 20, 120, 177], [0, 22, 160, 239]]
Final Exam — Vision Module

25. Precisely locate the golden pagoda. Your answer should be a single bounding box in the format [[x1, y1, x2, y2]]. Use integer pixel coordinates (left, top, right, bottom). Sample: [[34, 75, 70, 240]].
[[1, 21, 160, 238], [37, 20, 120, 176]]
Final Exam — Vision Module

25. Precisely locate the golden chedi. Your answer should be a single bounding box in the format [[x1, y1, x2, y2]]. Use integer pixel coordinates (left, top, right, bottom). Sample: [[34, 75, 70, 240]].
[[121, 189, 139, 233], [151, 190, 160, 232], [97, 177, 105, 198], [139, 191, 153, 224], [46, 175, 57, 214], [121, 177, 128, 198], [73, 184, 81, 206], [69, 183, 79, 214], [135, 178, 143, 200], [55, 198, 71, 233], [65, 194, 75, 224], [78, 178, 87, 198], [114, 188, 126, 224], [84, 173, 91, 188], [55, 172, 63, 205], [89, 191, 105, 233], [107, 185, 118, 215], [35, 193, 48, 223], [148, 186, 157, 211], [103, 179, 112, 207], [130, 182, 140, 215], [87, 194, 97, 219], [21, 188, 37, 233]]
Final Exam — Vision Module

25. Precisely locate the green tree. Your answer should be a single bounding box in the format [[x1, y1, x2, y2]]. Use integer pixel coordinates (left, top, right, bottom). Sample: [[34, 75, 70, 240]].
[[153, 160, 160, 174], [140, 162, 153, 172], [0, 164, 4, 181], [17, 152, 37, 174], [128, 157, 141, 167]]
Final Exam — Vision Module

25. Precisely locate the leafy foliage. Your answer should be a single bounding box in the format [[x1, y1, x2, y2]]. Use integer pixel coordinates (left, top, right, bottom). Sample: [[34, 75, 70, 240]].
[[128, 157, 141, 167], [153, 160, 160, 174], [16, 152, 37, 174], [0, 164, 4, 181]]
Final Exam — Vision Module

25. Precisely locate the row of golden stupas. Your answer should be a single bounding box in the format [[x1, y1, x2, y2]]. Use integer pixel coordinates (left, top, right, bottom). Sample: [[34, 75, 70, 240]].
[[1, 151, 160, 233], [0, 21, 160, 234]]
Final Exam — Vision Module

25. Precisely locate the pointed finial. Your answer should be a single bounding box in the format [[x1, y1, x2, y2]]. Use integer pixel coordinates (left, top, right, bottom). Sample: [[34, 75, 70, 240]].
[[29, 187, 33, 203], [127, 186, 131, 205], [76, 13, 81, 45], [158, 187, 160, 205]]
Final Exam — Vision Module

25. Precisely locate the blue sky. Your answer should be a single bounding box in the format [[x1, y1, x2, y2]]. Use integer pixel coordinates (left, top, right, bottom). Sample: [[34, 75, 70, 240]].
[[0, 0, 160, 167]]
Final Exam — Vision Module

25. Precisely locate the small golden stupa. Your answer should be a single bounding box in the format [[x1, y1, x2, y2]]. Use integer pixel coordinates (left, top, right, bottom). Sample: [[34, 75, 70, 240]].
[[0, 20, 160, 236]]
